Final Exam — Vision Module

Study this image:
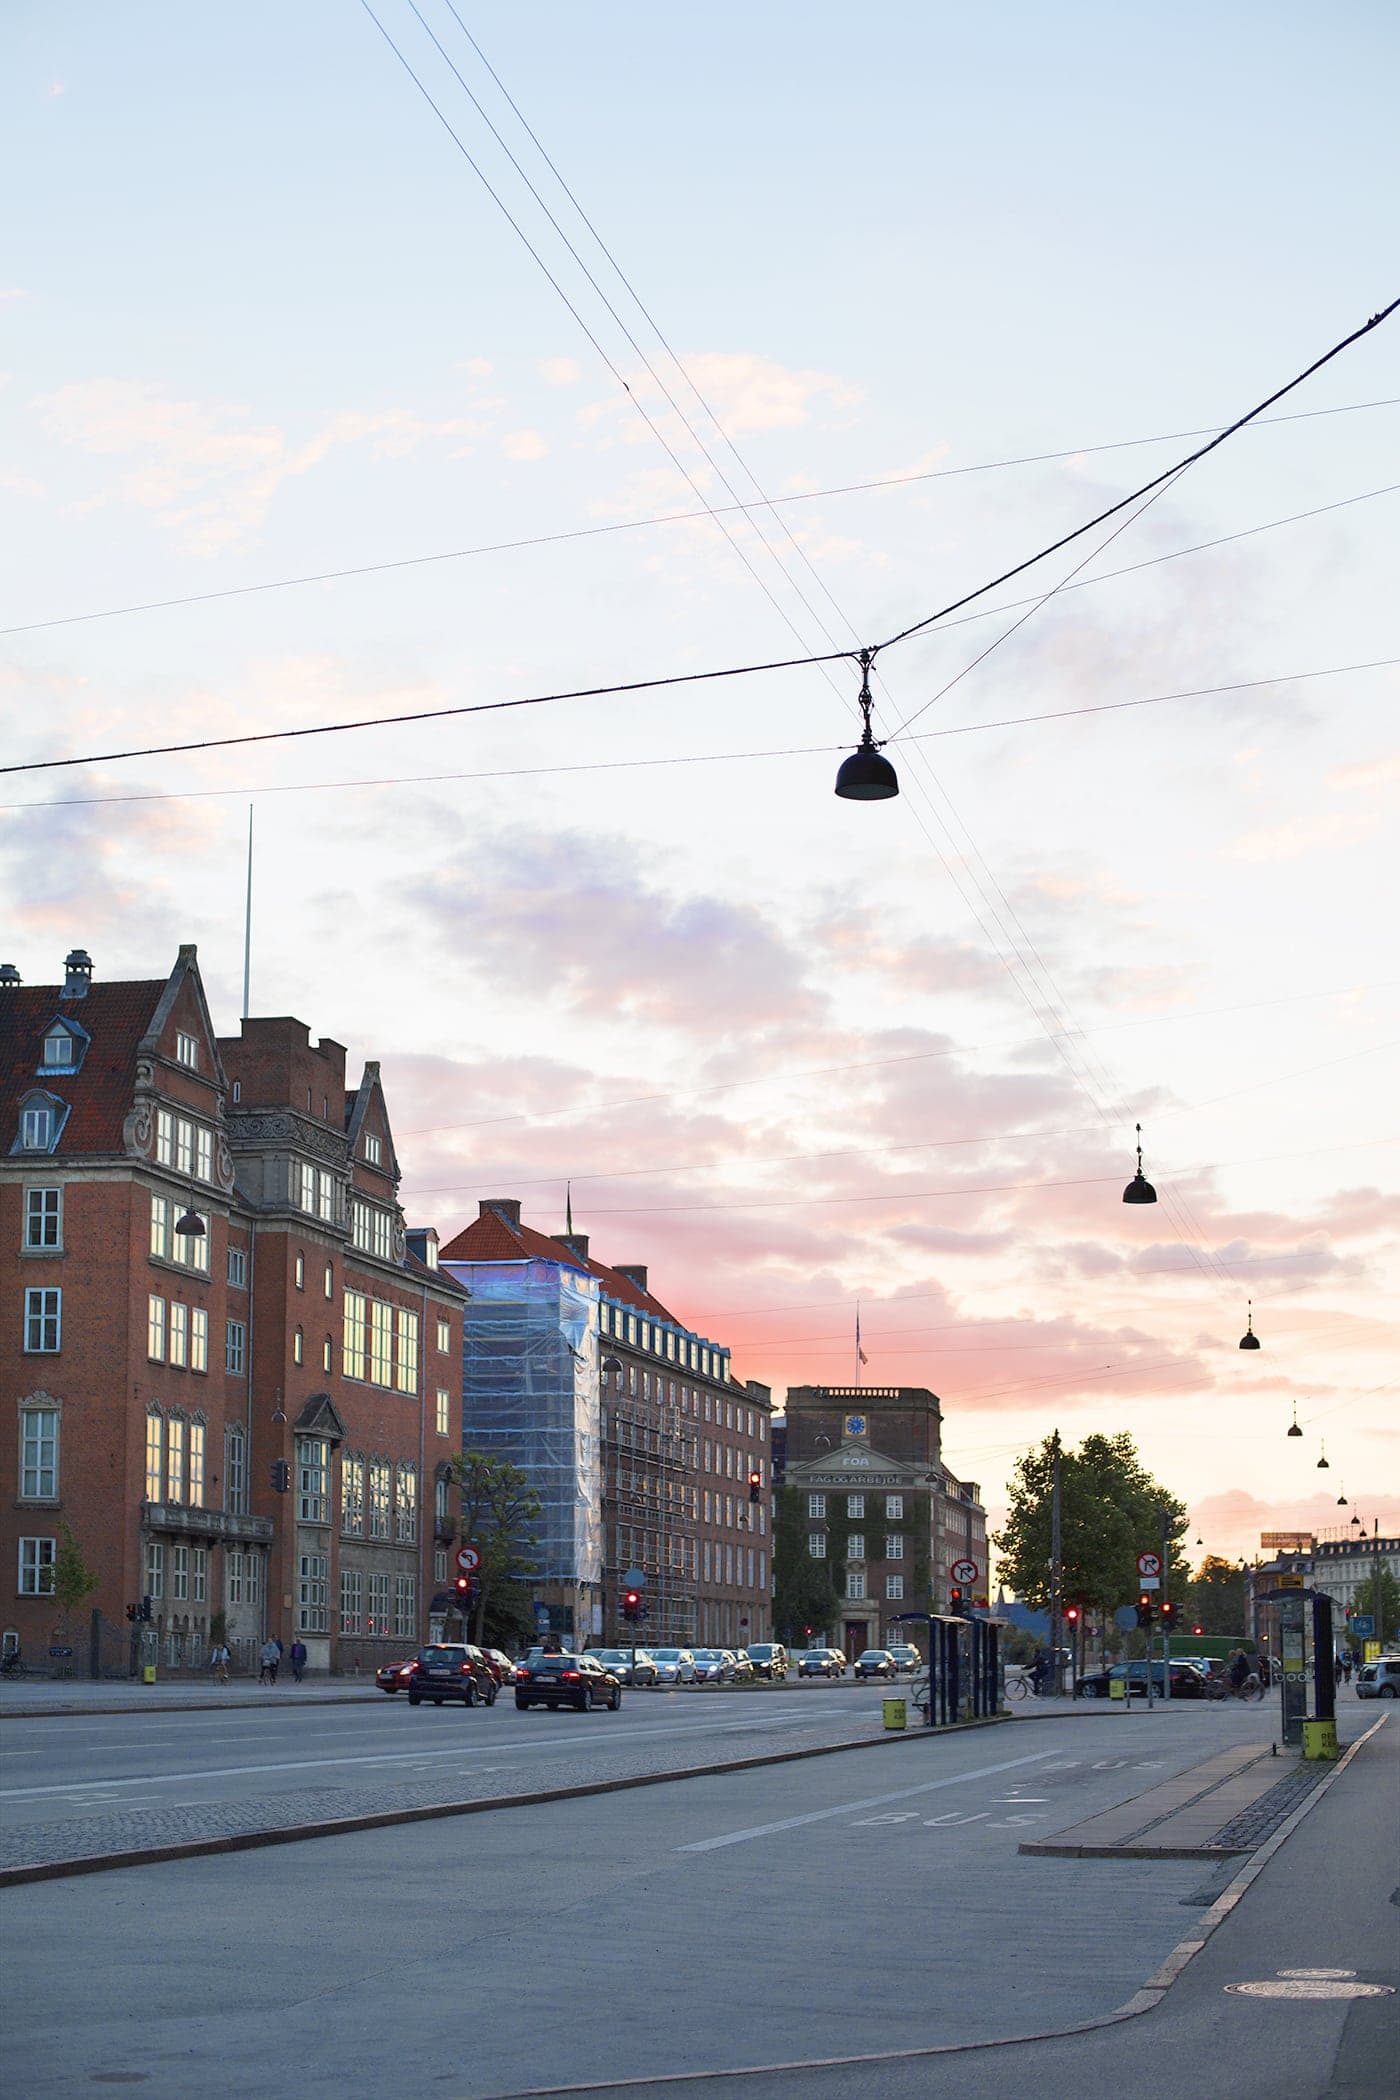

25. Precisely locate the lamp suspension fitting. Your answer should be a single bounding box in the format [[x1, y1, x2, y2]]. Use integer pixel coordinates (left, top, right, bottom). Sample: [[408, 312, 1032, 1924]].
[[834, 647, 899, 801], [1286, 1398, 1302, 1438], [1122, 1121, 1157, 1205], [1239, 1299, 1261, 1351]]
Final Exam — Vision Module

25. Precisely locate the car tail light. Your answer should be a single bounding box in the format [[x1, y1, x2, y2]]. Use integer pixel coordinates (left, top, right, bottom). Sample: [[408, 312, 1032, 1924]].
[[517, 1667, 531, 1679], [561, 1669, 580, 1681]]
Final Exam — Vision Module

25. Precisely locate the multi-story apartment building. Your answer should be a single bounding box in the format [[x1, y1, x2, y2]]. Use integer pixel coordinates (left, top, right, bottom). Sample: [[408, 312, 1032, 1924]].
[[440, 1199, 772, 1652], [781, 1384, 987, 1655], [0, 945, 464, 1675]]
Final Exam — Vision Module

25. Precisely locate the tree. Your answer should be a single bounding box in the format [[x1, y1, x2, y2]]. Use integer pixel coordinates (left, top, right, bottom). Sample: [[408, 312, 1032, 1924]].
[[50, 1522, 99, 1628], [1185, 1555, 1248, 1634], [773, 1485, 840, 1643], [451, 1452, 542, 1652], [994, 1431, 1188, 1618], [1350, 1565, 1400, 1646]]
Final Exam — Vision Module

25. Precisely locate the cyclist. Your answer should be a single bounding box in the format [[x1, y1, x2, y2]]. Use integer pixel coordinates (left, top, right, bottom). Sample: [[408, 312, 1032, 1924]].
[[1228, 1648, 1250, 1695]]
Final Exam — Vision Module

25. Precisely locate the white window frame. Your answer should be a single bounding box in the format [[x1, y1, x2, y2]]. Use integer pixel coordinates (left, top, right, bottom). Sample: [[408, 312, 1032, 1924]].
[[885, 1494, 904, 1519], [394, 1573, 416, 1642], [807, 1493, 826, 1518], [169, 1301, 188, 1368], [396, 1464, 417, 1543], [24, 1287, 61, 1353], [436, 1317, 450, 1354], [886, 1574, 905, 1600], [341, 1455, 365, 1537], [847, 1534, 865, 1562], [845, 1568, 867, 1600], [343, 1290, 367, 1380], [808, 1533, 826, 1558], [847, 1494, 865, 1519], [145, 1412, 163, 1501], [190, 1307, 208, 1374], [24, 1186, 62, 1250], [368, 1460, 391, 1540], [175, 1031, 199, 1069], [396, 1308, 419, 1395], [227, 1245, 247, 1288], [297, 1438, 329, 1524], [20, 1407, 59, 1500], [225, 1425, 246, 1515], [19, 1536, 56, 1594], [340, 1567, 363, 1635], [298, 1553, 329, 1634], [188, 1418, 206, 1503], [42, 1027, 74, 1069], [225, 1318, 246, 1376], [367, 1572, 391, 1637], [435, 1387, 450, 1437], [886, 1534, 905, 1560]]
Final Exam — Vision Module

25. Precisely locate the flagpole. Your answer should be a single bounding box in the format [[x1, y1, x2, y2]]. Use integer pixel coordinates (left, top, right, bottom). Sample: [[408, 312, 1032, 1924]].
[[855, 1300, 863, 1389]]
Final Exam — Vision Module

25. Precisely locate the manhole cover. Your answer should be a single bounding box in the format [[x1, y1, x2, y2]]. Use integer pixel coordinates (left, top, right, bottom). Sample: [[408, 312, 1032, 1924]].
[[1226, 1975, 1394, 2000]]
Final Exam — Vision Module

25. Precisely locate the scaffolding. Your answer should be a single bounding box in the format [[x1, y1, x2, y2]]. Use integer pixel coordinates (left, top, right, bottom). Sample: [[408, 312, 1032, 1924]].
[[602, 1368, 696, 1645], [454, 1259, 603, 1592]]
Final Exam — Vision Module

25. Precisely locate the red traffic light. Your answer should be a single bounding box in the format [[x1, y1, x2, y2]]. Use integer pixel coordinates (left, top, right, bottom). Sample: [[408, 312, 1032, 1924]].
[[1065, 1606, 1080, 1623], [454, 1574, 471, 1595], [748, 1469, 762, 1503], [1193, 1624, 1204, 1636], [1159, 1599, 1176, 1621]]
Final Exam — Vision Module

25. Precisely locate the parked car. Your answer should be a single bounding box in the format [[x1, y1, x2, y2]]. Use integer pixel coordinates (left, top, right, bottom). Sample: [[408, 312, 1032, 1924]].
[[375, 1659, 414, 1695], [855, 1649, 899, 1680], [650, 1647, 698, 1684], [514, 1653, 623, 1712], [692, 1648, 736, 1683], [407, 1643, 498, 1707], [1075, 1660, 1210, 1701], [729, 1650, 756, 1681], [886, 1645, 921, 1675], [745, 1643, 788, 1680], [797, 1649, 843, 1678], [587, 1647, 659, 1687], [1355, 1655, 1400, 1699]]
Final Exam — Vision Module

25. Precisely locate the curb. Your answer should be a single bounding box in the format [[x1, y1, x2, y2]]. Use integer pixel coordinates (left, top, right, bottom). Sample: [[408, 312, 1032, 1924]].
[[466, 1713, 1390, 2099], [0, 1709, 1011, 1887], [0, 1690, 380, 1719]]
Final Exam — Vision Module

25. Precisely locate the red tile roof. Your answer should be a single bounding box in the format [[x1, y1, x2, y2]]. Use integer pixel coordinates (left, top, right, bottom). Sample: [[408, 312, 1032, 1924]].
[[0, 981, 165, 1156], [438, 1205, 684, 1324]]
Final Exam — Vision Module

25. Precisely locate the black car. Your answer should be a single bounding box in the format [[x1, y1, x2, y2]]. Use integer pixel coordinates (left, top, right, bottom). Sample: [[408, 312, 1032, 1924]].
[[1075, 1660, 1209, 1701], [515, 1653, 623, 1712], [407, 1643, 499, 1707]]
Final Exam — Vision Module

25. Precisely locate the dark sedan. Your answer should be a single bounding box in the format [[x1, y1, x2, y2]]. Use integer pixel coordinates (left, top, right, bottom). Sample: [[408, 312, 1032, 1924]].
[[407, 1643, 499, 1707], [515, 1653, 623, 1712], [1075, 1661, 1210, 1700]]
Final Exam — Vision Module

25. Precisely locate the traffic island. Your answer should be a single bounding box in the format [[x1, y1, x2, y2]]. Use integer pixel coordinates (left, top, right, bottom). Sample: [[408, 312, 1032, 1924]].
[[1018, 1741, 1334, 1859]]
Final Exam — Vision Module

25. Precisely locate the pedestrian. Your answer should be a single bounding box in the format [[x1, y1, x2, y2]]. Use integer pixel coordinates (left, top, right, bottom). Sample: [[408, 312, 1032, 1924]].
[[290, 1638, 307, 1685], [259, 1637, 280, 1685], [1334, 1653, 1344, 1691], [1342, 1651, 1353, 1686], [210, 1641, 231, 1684]]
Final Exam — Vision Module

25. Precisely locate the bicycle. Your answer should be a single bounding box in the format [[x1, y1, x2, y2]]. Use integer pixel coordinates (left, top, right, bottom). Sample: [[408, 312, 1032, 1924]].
[[1207, 1672, 1265, 1703], [1004, 1669, 1037, 1700]]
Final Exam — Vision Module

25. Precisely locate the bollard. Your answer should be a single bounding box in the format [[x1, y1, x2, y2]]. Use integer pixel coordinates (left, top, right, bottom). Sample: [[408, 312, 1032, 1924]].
[[882, 1697, 907, 1731]]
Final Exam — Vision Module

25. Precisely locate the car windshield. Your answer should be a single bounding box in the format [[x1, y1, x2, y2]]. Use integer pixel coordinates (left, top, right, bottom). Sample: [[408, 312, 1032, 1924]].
[[418, 1647, 466, 1664], [653, 1649, 683, 1661]]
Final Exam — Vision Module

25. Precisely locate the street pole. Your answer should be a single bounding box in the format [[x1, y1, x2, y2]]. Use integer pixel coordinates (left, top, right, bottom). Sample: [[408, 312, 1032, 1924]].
[[1160, 1506, 1172, 1703], [1050, 1429, 1062, 1695]]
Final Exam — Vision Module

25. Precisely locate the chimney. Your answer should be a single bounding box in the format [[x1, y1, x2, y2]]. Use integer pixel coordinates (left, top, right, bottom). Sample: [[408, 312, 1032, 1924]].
[[0, 964, 20, 991], [553, 1233, 590, 1263], [616, 1264, 648, 1293], [406, 1226, 439, 1270], [63, 949, 93, 999], [480, 1198, 522, 1228]]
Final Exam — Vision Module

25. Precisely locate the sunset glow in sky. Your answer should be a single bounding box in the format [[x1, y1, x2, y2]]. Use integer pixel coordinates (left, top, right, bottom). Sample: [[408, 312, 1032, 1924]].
[[4, 2, 1397, 1576]]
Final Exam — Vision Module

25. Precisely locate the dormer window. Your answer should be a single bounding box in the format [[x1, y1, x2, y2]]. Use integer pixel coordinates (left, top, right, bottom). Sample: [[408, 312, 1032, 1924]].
[[38, 1019, 87, 1075], [14, 1093, 68, 1156], [364, 1133, 382, 1167]]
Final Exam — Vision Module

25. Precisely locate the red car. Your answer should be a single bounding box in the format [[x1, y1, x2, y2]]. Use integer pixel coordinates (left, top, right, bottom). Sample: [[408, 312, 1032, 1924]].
[[375, 1660, 414, 1695]]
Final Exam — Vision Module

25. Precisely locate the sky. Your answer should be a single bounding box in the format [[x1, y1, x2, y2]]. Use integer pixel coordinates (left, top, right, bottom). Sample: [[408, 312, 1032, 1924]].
[[3, 1, 1398, 1581]]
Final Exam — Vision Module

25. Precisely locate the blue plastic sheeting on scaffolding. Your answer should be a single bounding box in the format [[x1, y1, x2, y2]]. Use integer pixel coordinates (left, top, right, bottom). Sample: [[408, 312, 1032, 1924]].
[[448, 1257, 603, 1585]]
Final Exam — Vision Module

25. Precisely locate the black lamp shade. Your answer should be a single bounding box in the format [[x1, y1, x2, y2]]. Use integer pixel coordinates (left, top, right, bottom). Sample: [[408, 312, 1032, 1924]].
[[1286, 1419, 1302, 1435], [1122, 1170, 1157, 1205], [835, 746, 899, 800], [174, 1207, 206, 1238], [1239, 1329, 1260, 1351]]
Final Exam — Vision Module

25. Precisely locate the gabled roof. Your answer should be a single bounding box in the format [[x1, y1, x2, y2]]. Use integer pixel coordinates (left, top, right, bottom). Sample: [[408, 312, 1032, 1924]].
[[584, 1254, 676, 1324], [439, 1206, 593, 1271], [0, 980, 167, 1156]]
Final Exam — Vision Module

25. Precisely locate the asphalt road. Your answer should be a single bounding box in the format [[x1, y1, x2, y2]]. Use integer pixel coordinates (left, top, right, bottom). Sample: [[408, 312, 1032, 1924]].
[[3, 1702, 1370, 2099]]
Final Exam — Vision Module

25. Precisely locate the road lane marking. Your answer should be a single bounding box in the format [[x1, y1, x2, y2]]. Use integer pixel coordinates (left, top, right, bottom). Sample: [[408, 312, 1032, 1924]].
[[676, 1748, 1061, 1851], [0, 1713, 865, 1799]]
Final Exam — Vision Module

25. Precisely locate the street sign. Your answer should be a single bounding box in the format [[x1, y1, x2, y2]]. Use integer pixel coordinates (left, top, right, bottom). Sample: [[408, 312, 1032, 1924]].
[[1136, 1551, 1162, 1578], [951, 1558, 979, 1585], [1277, 1573, 1305, 1591], [456, 1545, 481, 1573], [1114, 1605, 1139, 1630], [1138, 1575, 1161, 1590], [623, 1567, 646, 1588], [1351, 1614, 1374, 1638]]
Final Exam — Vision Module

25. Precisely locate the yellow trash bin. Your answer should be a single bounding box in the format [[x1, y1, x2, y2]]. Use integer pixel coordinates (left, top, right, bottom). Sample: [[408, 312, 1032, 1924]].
[[1109, 1677, 1127, 1702], [1301, 1719, 1338, 1761], [142, 1663, 157, 1686], [882, 1697, 907, 1731]]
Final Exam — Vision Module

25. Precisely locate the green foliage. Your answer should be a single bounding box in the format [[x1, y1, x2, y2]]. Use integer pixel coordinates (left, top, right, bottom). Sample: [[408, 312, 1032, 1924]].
[[451, 1452, 542, 1649], [773, 1485, 839, 1642], [51, 1522, 100, 1622], [1350, 1564, 1400, 1645], [994, 1432, 1188, 1615], [1184, 1554, 1248, 1634]]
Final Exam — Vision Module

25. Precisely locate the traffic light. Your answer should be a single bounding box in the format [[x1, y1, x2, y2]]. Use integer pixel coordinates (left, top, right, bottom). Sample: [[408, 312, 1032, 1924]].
[[1065, 1606, 1080, 1626], [126, 1603, 137, 1623], [949, 1585, 965, 1614], [1136, 1596, 1155, 1627], [623, 1588, 642, 1623], [1159, 1599, 1176, 1625], [1193, 1624, 1204, 1636], [140, 1595, 153, 1623], [453, 1574, 471, 1601], [270, 1458, 290, 1494], [748, 1469, 762, 1504]]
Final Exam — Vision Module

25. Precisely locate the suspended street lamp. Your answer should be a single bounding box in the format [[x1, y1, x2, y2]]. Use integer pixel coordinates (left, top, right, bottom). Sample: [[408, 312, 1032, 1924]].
[[174, 1201, 206, 1239], [1316, 1441, 1330, 1471], [1239, 1300, 1261, 1351], [834, 649, 899, 801], [1286, 1398, 1303, 1438], [1122, 1123, 1157, 1205]]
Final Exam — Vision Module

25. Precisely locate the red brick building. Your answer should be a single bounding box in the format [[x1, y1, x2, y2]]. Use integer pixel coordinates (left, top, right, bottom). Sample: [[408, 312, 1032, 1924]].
[[0, 946, 464, 1675]]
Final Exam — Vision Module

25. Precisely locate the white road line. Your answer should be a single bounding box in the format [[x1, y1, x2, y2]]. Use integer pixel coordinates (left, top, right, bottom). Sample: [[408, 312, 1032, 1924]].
[[676, 1749, 1061, 1852], [0, 1713, 859, 1800]]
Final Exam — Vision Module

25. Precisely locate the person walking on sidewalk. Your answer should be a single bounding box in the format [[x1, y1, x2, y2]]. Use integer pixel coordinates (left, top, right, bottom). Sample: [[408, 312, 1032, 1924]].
[[258, 1638, 280, 1685], [289, 1639, 307, 1685]]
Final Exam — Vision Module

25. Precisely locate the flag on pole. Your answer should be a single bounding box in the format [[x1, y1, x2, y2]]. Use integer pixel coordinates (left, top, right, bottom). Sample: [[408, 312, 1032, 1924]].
[[856, 1302, 868, 1367], [566, 1182, 574, 1235]]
